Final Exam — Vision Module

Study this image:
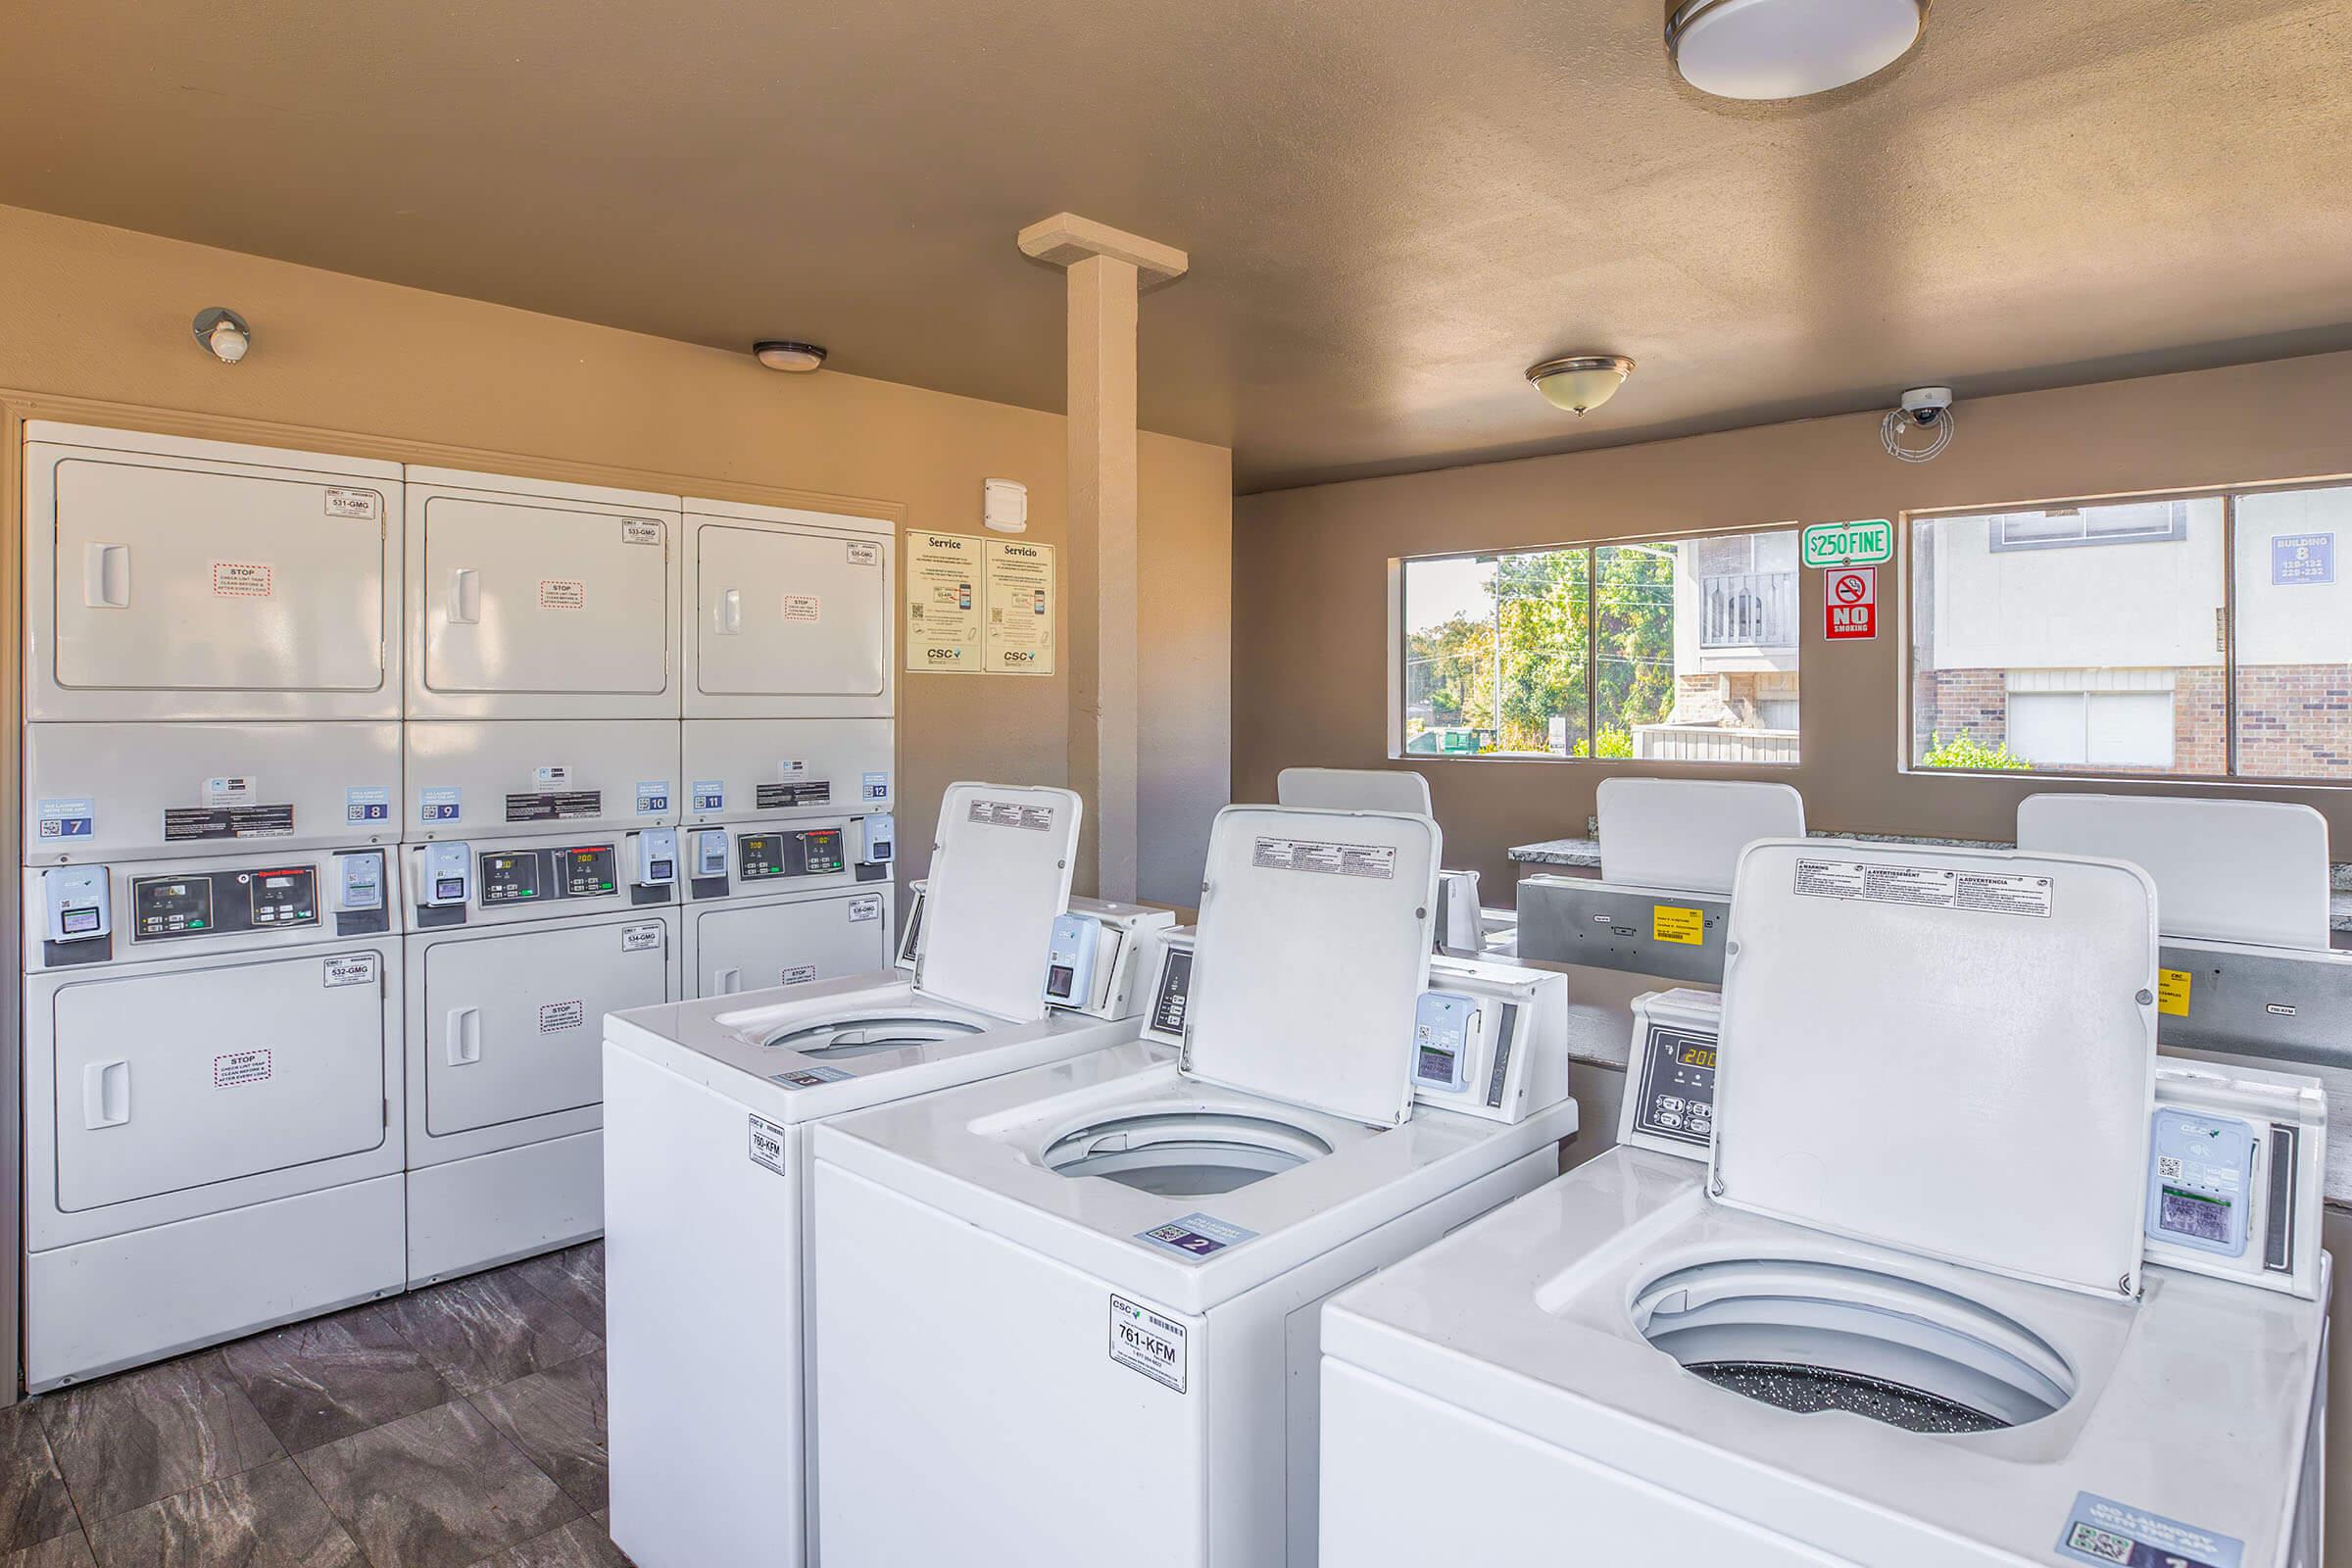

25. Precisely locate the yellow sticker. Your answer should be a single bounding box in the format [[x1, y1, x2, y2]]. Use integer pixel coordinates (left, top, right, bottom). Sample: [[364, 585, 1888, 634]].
[[2157, 968, 2192, 1018], [1653, 905, 1706, 947]]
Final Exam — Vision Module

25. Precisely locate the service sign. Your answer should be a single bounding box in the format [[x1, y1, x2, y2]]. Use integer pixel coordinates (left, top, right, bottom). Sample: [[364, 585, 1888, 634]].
[[1801, 519, 1893, 568], [1825, 566, 1877, 640]]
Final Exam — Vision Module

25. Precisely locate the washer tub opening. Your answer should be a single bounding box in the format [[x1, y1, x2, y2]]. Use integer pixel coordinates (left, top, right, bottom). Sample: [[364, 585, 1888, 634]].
[[1042, 1112, 1333, 1197], [1631, 1258, 2078, 1433], [762, 1014, 986, 1059]]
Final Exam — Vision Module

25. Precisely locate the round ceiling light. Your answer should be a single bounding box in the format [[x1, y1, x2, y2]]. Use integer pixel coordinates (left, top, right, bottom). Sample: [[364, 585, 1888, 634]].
[[754, 340, 828, 373], [1526, 355, 1635, 416], [1667, 0, 1928, 101]]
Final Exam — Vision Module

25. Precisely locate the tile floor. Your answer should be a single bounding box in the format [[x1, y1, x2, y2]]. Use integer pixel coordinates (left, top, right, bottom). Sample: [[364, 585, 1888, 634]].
[[0, 1242, 627, 1568]]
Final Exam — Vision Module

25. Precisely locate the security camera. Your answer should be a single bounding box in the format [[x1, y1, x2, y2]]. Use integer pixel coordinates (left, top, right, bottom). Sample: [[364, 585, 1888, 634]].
[[1898, 386, 1954, 425]]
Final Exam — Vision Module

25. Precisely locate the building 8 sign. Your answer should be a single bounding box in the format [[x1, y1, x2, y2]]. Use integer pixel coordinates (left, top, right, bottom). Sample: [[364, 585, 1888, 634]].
[[1801, 519, 1894, 568]]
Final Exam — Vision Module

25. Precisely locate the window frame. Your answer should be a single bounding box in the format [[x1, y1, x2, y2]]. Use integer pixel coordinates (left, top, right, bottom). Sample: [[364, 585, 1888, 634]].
[[1391, 520, 1803, 767], [1984, 499, 2191, 553], [1903, 477, 2352, 789]]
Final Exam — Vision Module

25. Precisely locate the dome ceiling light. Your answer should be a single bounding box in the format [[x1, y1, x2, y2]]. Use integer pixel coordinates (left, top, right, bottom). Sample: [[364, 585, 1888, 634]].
[[1667, 0, 1929, 101], [754, 340, 828, 372], [1526, 355, 1635, 416]]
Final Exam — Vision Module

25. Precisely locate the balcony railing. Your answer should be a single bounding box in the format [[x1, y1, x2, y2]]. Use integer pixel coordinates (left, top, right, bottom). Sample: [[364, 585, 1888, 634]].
[[1633, 723, 1800, 764], [1699, 570, 1797, 649]]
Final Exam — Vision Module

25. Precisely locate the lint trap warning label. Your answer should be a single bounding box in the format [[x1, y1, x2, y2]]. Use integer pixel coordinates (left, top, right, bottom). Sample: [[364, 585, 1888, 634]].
[[1251, 838, 1396, 879], [1793, 858, 2051, 917], [966, 798, 1055, 831]]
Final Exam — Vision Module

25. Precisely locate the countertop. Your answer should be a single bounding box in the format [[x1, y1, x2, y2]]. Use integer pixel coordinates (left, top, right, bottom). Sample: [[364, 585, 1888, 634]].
[[1509, 831, 2352, 937]]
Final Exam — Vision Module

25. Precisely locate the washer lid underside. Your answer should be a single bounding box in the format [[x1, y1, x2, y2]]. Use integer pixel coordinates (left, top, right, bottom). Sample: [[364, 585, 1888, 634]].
[[763, 1013, 987, 1058]]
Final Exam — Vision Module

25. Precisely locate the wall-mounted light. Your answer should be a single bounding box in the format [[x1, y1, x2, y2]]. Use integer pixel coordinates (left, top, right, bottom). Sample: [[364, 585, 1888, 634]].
[[754, 340, 827, 373], [1667, 0, 1928, 101], [193, 308, 251, 365], [1526, 355, 1635, 416]]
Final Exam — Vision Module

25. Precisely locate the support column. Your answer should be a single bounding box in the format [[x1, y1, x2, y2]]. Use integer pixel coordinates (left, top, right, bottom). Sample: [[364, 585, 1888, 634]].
[[1017, 215, 1188, 902]]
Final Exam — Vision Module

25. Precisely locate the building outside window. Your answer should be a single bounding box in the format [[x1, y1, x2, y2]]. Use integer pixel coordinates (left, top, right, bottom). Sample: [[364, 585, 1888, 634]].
[[1910, 484, 2351, 780], [1397, 527, 1799, 763]]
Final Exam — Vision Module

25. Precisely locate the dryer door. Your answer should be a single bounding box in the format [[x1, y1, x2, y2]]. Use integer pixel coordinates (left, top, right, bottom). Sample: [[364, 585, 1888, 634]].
[[50, 951, 389, 1213], [692, 519, 890, 715], [691, 891, 889, 998], [419, 496, 671, 700], [45, 450, 393, 705], [424, 918, 673, 1136]]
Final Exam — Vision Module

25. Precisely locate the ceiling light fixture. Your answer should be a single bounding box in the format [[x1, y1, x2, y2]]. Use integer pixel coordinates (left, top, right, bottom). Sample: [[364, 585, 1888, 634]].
[[1526, 355, 1635, 416], [754, 340, 827, 373], [192, 308, 251, 365], [1667, 0, 1928, 101]]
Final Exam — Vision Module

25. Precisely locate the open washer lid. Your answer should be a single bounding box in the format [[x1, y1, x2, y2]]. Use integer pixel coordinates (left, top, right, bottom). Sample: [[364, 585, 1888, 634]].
[[2017, 792, 2332, 952], [1712, 841, 2159, 1299], [1179, 805, 1440, 1127], [1597, 777, 1804, 895], [911, 782, 1082, 1022]]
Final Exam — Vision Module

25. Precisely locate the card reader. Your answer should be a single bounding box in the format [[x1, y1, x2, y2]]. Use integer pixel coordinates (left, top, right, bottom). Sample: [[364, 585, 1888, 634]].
[[1043, 912, 1101, 1009], [43, 865, 110, 943], [636, 828, 679, 888], [693, 828, 730, 880], [860, 814, 896, 866], [418, 842, 472, 907]]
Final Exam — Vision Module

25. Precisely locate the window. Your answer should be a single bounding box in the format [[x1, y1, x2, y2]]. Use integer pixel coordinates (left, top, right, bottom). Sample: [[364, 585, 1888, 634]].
[[1397, 527, 1799, 763], [1910, 483, 2352, 781]]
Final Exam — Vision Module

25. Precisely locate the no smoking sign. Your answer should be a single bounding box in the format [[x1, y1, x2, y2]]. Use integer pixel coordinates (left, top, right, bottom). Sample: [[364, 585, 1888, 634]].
[[1825, 566, 1877, 641]]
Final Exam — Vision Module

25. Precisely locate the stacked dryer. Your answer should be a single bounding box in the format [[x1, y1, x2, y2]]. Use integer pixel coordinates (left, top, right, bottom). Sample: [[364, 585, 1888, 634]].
[[20, 424, 409, 1390], [675, 498, 896, 999]]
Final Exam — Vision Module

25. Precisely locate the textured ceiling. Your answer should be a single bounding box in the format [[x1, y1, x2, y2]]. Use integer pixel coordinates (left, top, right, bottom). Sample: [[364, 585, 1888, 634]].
[[4, 1, 2349, 490]]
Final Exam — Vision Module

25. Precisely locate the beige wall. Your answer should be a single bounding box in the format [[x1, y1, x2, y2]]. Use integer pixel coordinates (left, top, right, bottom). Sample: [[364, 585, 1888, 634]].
[[0, 203, 1232, 906], [1236, 350, 2352, 896]]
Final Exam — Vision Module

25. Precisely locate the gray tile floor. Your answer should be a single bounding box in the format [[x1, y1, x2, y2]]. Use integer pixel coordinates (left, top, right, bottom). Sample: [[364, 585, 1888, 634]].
[[0, 1242, 628, 1568]]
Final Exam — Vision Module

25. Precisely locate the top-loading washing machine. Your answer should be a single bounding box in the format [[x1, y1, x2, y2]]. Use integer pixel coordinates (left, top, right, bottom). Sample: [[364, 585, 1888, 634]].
[[1273, 766, 1490, 955], [21, 841, 406, 1389], [602, 780, 1173, 1568], [808, 803, 1579, 1568], [1319, 840, 2331, 1568]]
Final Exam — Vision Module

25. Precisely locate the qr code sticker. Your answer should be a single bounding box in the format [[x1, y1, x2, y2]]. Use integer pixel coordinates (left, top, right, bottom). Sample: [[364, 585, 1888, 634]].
[[2157, 1155, 2182, 1180]]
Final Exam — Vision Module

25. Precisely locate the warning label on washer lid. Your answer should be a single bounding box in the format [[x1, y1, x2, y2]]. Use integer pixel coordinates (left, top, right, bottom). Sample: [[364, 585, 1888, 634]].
[[1250, 838, 1397, 880], [538, 1000, 586, 1033], [1108, 1296, 1189, 1393], [212, 562, 272, 597], [214, 1050, 272, 1089], [1792, 858, 2051, 917], [749, 1114, 789, 1176], [538, 579, 587, 611], [323, 953, 378, 988], [323, 486, 381, 520], [2055, 1492, 2242, 1568], [966, 798, 1054, 831], [620, 923, 662, 953]]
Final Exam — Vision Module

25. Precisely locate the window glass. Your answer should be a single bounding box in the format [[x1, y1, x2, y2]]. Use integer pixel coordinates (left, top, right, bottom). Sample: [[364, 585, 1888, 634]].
[[1400, 549, 1590, 757], [1912, 499, 2225, 774], [2233, 485, 2352, 780], [1595, 529, 1800, 763]]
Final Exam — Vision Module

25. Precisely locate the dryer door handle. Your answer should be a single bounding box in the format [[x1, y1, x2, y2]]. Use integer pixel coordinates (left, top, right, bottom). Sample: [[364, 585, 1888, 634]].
[[82, 1060, 130, 1128], [715, 588, 743, 635], [82, 544, 131, 609], [449, 567, 482, 625], [446, 1007, 482, 1065], [715, 966, 742, 995]]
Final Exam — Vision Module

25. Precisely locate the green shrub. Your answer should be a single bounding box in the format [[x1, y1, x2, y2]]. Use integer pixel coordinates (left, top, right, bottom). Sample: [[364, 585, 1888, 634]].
[[1918, 731, 2034, 771]]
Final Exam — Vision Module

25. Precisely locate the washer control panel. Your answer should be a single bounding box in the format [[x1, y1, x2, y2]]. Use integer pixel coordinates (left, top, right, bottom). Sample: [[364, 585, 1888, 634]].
[[1620, 989, 1724, 1160], [1408, 956, 1569, 1124]]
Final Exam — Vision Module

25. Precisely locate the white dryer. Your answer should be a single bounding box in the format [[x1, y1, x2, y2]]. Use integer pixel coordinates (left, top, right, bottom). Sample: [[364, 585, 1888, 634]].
[[24, 422, 402, 723], [403, 466, 681, 721], [403, 825, 681, 1283], [22, 844, 404, 1390], [603, 782, 1172, 1568], [678, 813, 896, 1000], [808, 804, 1579, 1568], [403, 715, 681, 843], [680, 498, 896, 844], [1320, 842, 2331, 1568]]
